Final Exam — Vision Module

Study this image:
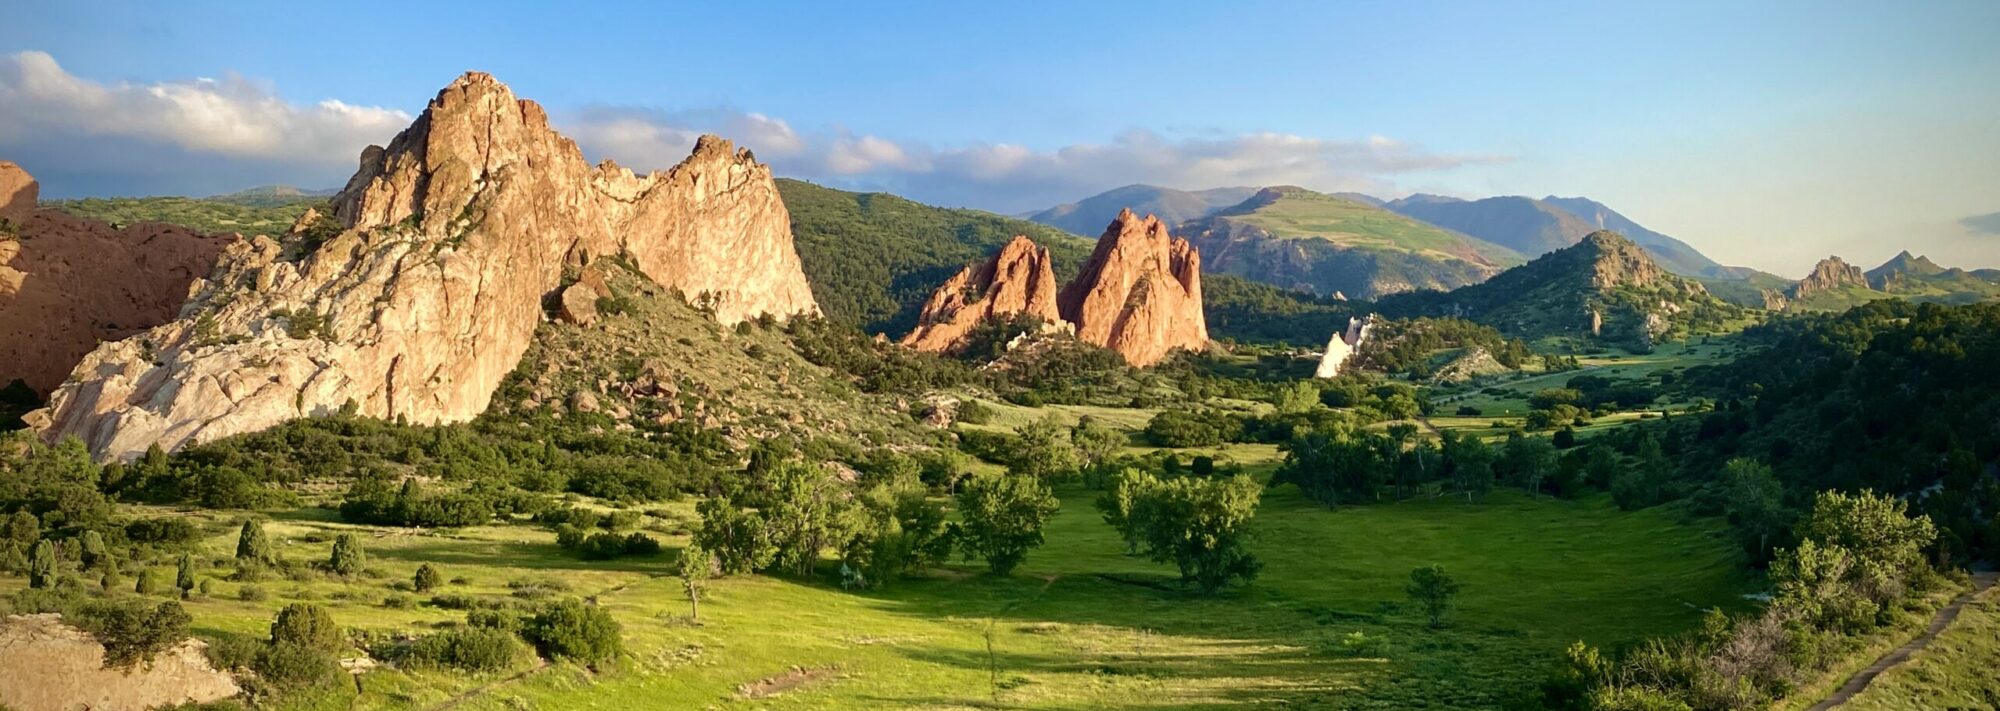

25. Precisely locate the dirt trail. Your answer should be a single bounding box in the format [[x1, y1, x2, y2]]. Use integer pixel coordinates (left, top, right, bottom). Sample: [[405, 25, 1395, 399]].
[[1805, 570, 1998, 710]]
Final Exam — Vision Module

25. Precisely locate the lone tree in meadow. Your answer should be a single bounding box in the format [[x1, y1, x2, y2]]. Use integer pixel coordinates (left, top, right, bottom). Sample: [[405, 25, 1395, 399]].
[[176, 553, 197, 598], [1406, 564, 1461, 628], [327, 533, 365, 577], [236, 519, 273, 564], [953, 473, 1060, 575], [677, 543, 713, 622], [413, 563, 443, 592]]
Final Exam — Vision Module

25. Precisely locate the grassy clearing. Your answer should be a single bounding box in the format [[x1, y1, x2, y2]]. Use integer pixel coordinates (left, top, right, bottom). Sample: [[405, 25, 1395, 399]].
[[1839, 581, 2000, 710], [5, 477, 1752, 710]]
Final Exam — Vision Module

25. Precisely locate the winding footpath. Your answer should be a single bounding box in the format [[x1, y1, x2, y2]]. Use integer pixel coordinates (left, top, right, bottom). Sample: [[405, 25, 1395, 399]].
[[1805, 570, 1998, 710]]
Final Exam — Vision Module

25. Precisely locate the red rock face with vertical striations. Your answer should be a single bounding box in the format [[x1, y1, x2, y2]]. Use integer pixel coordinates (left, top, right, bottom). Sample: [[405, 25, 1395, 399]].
[[0, 161, 237, 396], [1058, 208, 1209, 366], [33, 72, 819, 460], [900, 235, 1062, 352]]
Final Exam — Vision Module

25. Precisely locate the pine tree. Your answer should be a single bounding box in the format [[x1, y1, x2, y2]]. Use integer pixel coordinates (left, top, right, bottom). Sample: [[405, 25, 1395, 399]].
[[176, 553, 197, 598], [327, 533, 365, 577], [136, 568, 160, 595], [79, 530, 108, 570], [236, 519, 272, 564], [28, 539, 58, 589]]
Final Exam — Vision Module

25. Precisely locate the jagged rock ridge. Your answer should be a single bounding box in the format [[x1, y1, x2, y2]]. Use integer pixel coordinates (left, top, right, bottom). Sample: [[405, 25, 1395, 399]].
[[1056, 209, 1209, 366], [1790, 256, 1868, 298], [903, 209, 1209, 366], [0, 161, 237, 396], [899, 235, 1063, 352], [32, 72, 818, 460]]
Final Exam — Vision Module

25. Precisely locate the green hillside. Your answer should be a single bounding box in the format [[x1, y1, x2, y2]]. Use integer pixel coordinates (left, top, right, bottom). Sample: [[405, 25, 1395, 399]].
[[779, 178, 1093, 336], [1180, 186, 1523, 299], [1378, 231, 1753, 349], [43, 195, 319, 236]]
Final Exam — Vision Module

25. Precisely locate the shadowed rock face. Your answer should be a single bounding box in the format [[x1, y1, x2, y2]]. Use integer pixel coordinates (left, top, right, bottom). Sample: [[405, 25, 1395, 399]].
[[900, 235, 1062, 352], [32, 72, 819, 460], [1058, 208, 1209, 366], [0, 161, 237, 396]]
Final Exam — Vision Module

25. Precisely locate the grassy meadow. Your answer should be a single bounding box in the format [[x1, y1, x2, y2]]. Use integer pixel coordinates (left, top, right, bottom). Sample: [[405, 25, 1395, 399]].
[[2, 457, 1755, 710]]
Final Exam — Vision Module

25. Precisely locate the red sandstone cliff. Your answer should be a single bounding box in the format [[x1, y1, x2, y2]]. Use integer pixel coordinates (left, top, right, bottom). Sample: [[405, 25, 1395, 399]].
[[900, 235, 1063, 352]]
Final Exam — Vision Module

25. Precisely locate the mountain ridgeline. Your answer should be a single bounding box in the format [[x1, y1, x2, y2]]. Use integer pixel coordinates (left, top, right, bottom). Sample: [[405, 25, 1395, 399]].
[[1377, 231, 1749, 349], [1177, 186, 1521, 299]]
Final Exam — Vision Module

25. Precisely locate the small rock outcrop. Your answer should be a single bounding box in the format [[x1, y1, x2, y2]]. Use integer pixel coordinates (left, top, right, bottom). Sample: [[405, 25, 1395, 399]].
[[1057, 208, 1209, 366], [33, 72, 819, 460], [1791, 256, 1867, 297], [900, 235, 1062, 352], [1315, 315, 1373, 378], [0, 613, 241, 711], [0, 161, 237, 396]]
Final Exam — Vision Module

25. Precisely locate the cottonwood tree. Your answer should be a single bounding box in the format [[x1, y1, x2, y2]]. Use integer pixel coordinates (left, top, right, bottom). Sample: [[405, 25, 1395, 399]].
[[677, 543, 713, 621], [1096, 469, 1155, 555], [1012, 416, 1080, 479], [1406, 564, 1460, 628], [693, 497, 775, 575], [1134, 474, 1265, 593], [953, 473, 1060, 575], [1719, 458, 1787, 561]]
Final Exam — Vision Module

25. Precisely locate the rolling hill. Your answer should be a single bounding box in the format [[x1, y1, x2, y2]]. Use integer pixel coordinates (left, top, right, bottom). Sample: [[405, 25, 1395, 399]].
[[1025, 183, 1258, 236], [1377, 231, 1750, 349], [1383, 193, 1752, 282], [1177, 186, 1523, 299]]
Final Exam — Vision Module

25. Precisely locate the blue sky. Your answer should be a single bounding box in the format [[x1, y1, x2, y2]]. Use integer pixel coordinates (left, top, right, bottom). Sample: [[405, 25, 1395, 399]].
[[3, 0, 1996, 275]]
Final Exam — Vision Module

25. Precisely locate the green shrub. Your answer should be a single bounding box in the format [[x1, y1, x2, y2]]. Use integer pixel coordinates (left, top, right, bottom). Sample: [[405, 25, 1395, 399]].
[[413, 564, 443, 593], [406, 627, 524, 672], [254, 641, 340, 689], [77, 600, 193, 668], [523, 598, 621, 666], [270, 603, 342, 653]]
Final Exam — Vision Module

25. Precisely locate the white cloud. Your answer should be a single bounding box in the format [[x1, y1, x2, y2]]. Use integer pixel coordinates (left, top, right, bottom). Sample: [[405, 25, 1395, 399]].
[[564, 110, 1502, 213], [1, 50, 1500, 211], [0, 51, 408, 170]]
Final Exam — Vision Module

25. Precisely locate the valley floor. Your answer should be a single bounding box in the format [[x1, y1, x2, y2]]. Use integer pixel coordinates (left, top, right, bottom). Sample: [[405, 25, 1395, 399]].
[[4, 477, 1754, 710]]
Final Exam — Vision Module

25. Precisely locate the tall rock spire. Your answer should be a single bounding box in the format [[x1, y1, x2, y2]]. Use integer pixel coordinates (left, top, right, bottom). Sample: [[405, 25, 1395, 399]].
[[900, 235, 1063, 352], [1057, 208, 1209, 366], [33, 72, 819, 460]]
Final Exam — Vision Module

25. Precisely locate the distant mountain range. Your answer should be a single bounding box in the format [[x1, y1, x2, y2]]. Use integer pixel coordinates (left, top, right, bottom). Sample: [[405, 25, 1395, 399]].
[[1771, 251, 2000, 312], [1028, 184, 1758, 298]]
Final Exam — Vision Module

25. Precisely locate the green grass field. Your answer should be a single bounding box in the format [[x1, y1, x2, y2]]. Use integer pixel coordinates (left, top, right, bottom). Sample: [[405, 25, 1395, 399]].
[[4, 476, 1755, 710], [1228, 187, 1521, 265], [1841, 581, 2000, 710]]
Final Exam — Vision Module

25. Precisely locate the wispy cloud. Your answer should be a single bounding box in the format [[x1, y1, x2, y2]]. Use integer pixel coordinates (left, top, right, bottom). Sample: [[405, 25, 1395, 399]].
[[1960, 211, 2000, 235], [2, 51, 1500, 211], [564, 108, 1505, 213]]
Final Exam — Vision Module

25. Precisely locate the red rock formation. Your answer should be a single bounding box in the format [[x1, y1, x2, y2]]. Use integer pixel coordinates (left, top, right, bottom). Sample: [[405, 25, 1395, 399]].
[[1057, 209, 1209, 366], [34, 72, 819, 460], [0, 161, 236, 396], [900, 235, 1062, 352]]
